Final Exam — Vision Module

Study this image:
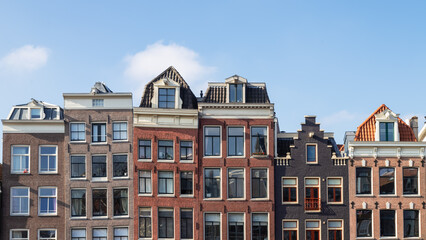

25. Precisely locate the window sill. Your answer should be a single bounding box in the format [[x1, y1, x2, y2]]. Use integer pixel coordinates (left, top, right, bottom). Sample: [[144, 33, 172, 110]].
[[39, 213, 58, 217], [282, 202, 299, 205], [227, 198, 246, 201], [250, 154, 269, 158], [327, 202, 344, 205], [112, 176, 130, 180], [138, 159, 152, 162], [402, 195, 421, 198], [355, 194, 374, 197], [138, 193, 153, 197], [158, 194, 175, 198], [180, 160, 194, 163], [10, 214, 30, 217], [92, 216, 108, 220], [227, 156, 245, 158], [203, 156, 222, 159], [180, 195, 194, 198], [11, 172, 31, 175], [112, 140, 129, 143], [203, 198, 223, 201], [91, 142, 108, 145], [39, 172, 59, 175], [92, 178, 108, 182], [70, 141, 87, 144], [304, 210, 321, 213], [157, 160, 175, 163], [70, 216, 87, 220], [251, 198, 269, 201], [70, 178, 88, 181], [112, 215, 130, 219]]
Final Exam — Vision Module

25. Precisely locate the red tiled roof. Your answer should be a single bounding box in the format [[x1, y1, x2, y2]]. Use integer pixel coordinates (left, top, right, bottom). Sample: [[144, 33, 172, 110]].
[[337, 144, 345, 152], [354, 104, 417, 142]]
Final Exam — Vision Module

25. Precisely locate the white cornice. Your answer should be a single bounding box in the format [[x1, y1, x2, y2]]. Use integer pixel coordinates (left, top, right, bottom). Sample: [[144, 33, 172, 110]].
[[134, 108, 198, 116], [348, 141, 426, 159]]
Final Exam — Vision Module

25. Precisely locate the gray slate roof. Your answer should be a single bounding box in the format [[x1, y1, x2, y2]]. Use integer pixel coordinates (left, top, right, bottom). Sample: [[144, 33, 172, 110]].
[[203, 85, 270, 103], [91, 82, 113, 94]]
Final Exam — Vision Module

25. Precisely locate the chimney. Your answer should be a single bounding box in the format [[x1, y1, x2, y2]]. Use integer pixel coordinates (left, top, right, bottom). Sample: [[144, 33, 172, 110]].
[[200, 90, 203, 98], [409, 116, 418, 140]]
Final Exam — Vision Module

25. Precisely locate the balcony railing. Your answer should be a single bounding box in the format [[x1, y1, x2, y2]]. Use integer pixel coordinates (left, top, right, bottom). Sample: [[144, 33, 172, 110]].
[[305, 198, 321, 211]]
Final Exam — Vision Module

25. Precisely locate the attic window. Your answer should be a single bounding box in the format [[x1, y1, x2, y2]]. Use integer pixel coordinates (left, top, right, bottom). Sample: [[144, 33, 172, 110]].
[[43, 108, 58, 120], [158, 88, 175, 108], [10, 108, 29, 120], [31, 108, 41, 119], [229, 84, 243, 103], [379, 122, 394, 141], [92, 99, 104, 107]]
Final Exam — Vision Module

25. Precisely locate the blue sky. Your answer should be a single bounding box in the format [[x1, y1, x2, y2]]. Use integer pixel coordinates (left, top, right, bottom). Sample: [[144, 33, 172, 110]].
[[1, 0, 426, 157]]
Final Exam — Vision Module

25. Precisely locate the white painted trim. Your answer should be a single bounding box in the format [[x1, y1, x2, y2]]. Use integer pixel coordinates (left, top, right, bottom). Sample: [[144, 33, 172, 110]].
[[38, 229, 57, 240], [378, 167, 396, 197], [10, 187, 30, 216], [203, 212, 222, 240], [282, 177, 298, 204], [250, 212, 269, 240], [305, 219, 321, 240], [112, 187, 129, 217], [91, 154, 108, 181], [227, 212, 246, 240], [11, 145, 30, 174], [157, 170, 176, 196], [250, 168, 269, 200], [227, 126, 246, 158], [203, 168, 222, 200], [39, 145, 58, 174], [70, 188, 87, 218], [327, 177, 343, 204], [70, 155, 87, 180], [327, 219, 344, 240], [250, 126, 269, 157], [282, 219, 299, 240], [227, 168, 246, 200], [305, 143, 318, 164], [10, 229, 29, 240], [138, 170, 153, 196], [203, 125, 222, 158], [38, 186, 58, 216]]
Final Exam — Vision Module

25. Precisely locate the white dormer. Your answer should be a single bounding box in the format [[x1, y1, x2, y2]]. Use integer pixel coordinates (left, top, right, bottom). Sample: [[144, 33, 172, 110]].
[[225, 75, 247, 103], [8, 99, 61, 120], [151, 78, 183, 109], [375, 109, 399, 142]]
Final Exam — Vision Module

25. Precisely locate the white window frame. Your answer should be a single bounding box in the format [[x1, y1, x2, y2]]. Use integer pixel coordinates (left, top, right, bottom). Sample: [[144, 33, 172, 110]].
[[203, 125, 222, 158], [10, 229, 29, 240], [139, 207, 152, 239], [282, 219, 298, 240], [92, 228, 107, 240], [250, 168, 269, 200], [203, 168, 222, 200], [180, 208, 194, 240], [251, 212, 269, 240], [112, 153, 129, 179], [203, 212, 222, 240], [70, 155, 87, 180], [112, 188, 129, 218], [355, 167, 373, 196], [11, 145, 30, 174], [10, 187, 30, 216], [70, 122, 86, 142], [282, 177, 298, 204], [304, 177, 321, 212], [227, 126, 245, 158], [38, 229, 57, 240], [112, 121, 128, 141], [113, 227, 129, 240], [227, 212, 245, 240], [180, 171, 194, 198], [158, 207, 175, 239], [327, 219, 344, 240], [379, 167, 396, 196], [227, 168, 245, 200], [91, 154, 108, 181], [250, 126, 269, 157], [91, 122, 107, 144], [157, 140, 175, 162], [306, 143, 318, 164], [305, 220, 321, 240], [30, 107, 42, 119], [138, 139, 152, 162], [180, 140, 194, 163], [158, 171, 175, 197], [402, 167, 420, 196], [327, 177, 343, 204], [356, 209, 374, 238], [70, 188, 87, 219], [71, 228, 86, 240], [138, 170, 153, 196], [92, 99, 104, 107], [380, 209, 397, 238], [38, 187, 57, 216], [39, 145, 58, 174]]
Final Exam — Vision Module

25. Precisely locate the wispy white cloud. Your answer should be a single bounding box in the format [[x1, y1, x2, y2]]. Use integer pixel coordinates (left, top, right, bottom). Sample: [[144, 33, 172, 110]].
[[0, 45, 49, 72], [319, 110, 360, 126]]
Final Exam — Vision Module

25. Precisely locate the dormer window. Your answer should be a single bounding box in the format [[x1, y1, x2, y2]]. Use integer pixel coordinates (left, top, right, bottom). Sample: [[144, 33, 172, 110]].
[[31, 108, 41, 119], [43, 108, 58, 120], [380, 122, 394, 141], [158, 88, 175, 108], [229, 84, 243, 102], [10, 108, 29, 120]]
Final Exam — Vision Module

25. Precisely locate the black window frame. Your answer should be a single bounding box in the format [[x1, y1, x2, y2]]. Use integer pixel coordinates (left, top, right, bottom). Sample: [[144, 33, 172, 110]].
[[158, 208, 174, 238], [158, 88, 175, 109], [158, 140, 174, 160], [138, 140, 151, 160], [204, 126, 221, 156], [251, 169, 267, 199], [112, 122, 127, 141], [91, 123, 106, 143], [204, 168, 221, 199], [113, 154, 127, 178], [180, 171, 193, 195], [92, 155, 107, 178], [92, 189, 107, 217], [379, 167, 395, 195], [180, 209, 193, 239], [139, 208, 152, 238], [71, 156, 86, 178], [356, 167, 371, 195], [139, 170, 152, 194], [113, 189, 128, 216], [403, 167, 418, 195], [228, 127, 244, 157], [356, 210, 372, 238], [71, 189, 86, 217], [180, 141, 193, 161], [228, 168, 244, 199]]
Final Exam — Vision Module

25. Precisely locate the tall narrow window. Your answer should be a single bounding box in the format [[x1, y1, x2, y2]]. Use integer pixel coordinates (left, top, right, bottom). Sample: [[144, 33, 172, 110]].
[[10, 187, 29, 215], [380, 210, 395, 237], [181, 209, 193, 239], [92, 229, 107, 240], [158, 140, 173, 160], [205, 213, 220, 240], [283, 220, 298, 240], [356, 168, 371, 194], [228, 213, 244, 240], [328, 178, 342, 203], [113, 189, 128, 216], [158, 171, 174, 195], [305, 178, 320, 211], [380, 122, 394, 141], [204, 168, 220, 199], [180, 171, 193, 195], [180, 141, 193, 161], [306, 145, 317, 163], [138, 140, 151, 160], [71, 156, 86, 178], [92, 123, 106, 143], [71, 229, 86, 240], [328, 220, 343, 240], [38, 230, 56, 240], [403, 167, 418, 195], [139, 208, 152, 238], [205, 127, 221, 156], [39, 187, 57, 215], [404, 210, 419, 238], [229, 84, 243, 102], [92, 189, 107, 217], [228, 168, 244, 199], [112, 122, 127, 140], [70, 123, 85, 142], [158, 208, 174, 238], [252, 213, 268, 240], [158, 88, 175, 108], [306, 220, 320, 240], [11, 230, 29, 240], [228, 127, 244, 156], [113, 228, 128, 240], [251, 127, 267, 155], [139, 170, 152, 194], [92, 156, 107, 178], [282, 177, 297, 204], [113, 155, 128, 178], [356, 210, 372, 238], [39, 146, 57, 173], [379, 167, 395, 195], [11, 146, 30, 174], [71, 189, 86, 217], [252, 169, 267, 199]]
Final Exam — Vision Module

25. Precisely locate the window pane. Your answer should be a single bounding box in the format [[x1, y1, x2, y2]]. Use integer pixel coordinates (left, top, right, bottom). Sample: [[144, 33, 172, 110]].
[[380, 210, 395, 237], [307, 145, 316, 162], [356, 168, 371, 194], [113, 155, 128, 177], [356, 210, 372, 237]]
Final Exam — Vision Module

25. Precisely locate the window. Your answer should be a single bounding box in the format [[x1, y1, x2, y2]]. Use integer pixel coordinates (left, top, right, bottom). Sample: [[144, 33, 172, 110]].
[[305, 178, 320, 211], [71, 229, 86, 240], [356, 168, 371, 195], [306, 145, 317, 163], [139, 170, 152, 194], [92, 156, 106, 178], [10, 108, 29, 120], [113, 189, 128, 216], [39, 146, 57, 173], [158, 208, 174, 238], [404, 210, 419, 238], [71, 189, 86, 217], [181, 209, 193, 239], [252, 213, 268, 240], [328, 220, 343, 240], [204, 168, 220, 199], [228, 213, 244, 240], [306, 220, 320, 240], [158, 88, 175, 108], [92, 229, 107, 240], [92, 189, 107, 217], [229, 84, 243, 102], [39, 187, 57, 215], [92, 99, 104, 107], [228, 127, 244, 156], [158, 140, 173, 160], [43, 107, 58, 120], [282, 220, 298, 240], [113, 155, 128, 178], [158, 171, 174, 195], [139, 208, 152, 238], [379, 122, 394, 141], [113, 122, 127, 140], [11, 229, 29, 240], [180, 171, 193, 195], [138, 140, 151, 159], [252, 169, 267, 199], [228, 168, 244, 199], [282, 177, 297, 204], [70, 123, 85, 142], [380, 210, 395, 237], [10, 187, 29, 215], [379, 167, 395, 195], [114, 227, 128, 240], [251, 127, 267, 155], [71, 156, 86, 178], [327, 178, 342, 203], [403, 167, 418, 195], [38, 230, 56, 240], [92, 123, 106, 143], [205, 213, 220, 240], [205, 127, 221, 156], [180, 141, 193, 161], [11, 146, 30, 174], [31, 108, 41, 119], [356, 210, 372, 238]]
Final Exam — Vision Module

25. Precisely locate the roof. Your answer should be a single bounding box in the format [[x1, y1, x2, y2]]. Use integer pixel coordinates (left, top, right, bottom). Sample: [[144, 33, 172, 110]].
[[139, 66, 198, 109], [202, 80, 270, 103], [337, 144, 345, 152], [354, 104, 416, 141], [90, 82, 113, 94]]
